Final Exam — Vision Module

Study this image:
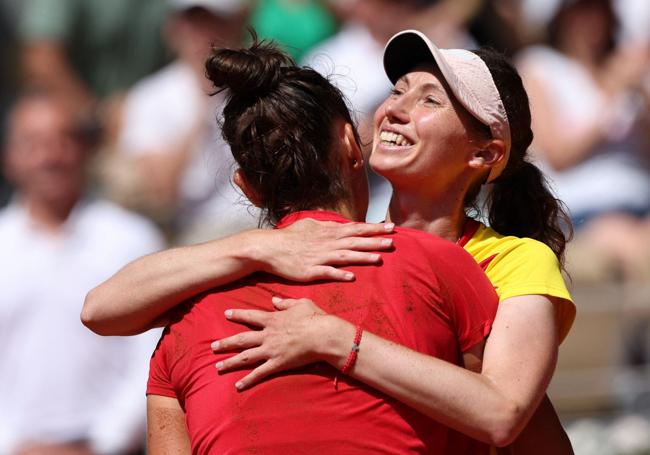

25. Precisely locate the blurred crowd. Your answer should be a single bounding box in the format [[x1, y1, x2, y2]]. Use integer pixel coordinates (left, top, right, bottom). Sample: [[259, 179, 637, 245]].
[[0, 0, 649, 453]]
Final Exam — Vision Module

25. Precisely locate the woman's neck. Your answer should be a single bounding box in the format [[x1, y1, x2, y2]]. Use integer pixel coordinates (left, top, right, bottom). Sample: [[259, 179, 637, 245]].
[[386, 189, 467, 242]]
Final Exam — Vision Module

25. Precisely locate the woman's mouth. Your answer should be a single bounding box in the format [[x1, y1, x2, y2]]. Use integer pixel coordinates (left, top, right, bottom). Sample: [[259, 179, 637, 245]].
[[379, 130, 413, 147]]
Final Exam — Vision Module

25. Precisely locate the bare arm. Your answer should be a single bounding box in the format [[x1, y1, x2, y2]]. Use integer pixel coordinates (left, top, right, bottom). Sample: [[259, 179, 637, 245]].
[[147, 395, 191, 455], [214, 294, 560, 447], [81, 220, 394, 336], [501, 395, 573, 454]]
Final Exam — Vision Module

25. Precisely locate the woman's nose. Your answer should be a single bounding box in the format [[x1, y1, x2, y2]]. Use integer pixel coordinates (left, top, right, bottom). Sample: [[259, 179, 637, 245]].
[[385, 97, 410, 124]]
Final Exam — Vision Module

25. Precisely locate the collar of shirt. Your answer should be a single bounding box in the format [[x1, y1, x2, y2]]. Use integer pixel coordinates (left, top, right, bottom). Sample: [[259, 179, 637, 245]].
[[276, 210, 354, 229]]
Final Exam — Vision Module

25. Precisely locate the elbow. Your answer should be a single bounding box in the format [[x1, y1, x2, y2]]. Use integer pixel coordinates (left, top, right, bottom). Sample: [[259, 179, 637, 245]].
[[81, 287, 110, 335], [486, 402, 527, 447]]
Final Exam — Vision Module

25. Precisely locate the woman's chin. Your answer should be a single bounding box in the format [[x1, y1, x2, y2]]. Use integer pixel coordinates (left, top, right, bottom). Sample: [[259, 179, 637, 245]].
[[369, 154, 410, 181]]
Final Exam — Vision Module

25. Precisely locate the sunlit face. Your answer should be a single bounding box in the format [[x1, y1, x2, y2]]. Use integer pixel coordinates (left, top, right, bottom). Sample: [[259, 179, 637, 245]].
[[369, 66, 486, 195]]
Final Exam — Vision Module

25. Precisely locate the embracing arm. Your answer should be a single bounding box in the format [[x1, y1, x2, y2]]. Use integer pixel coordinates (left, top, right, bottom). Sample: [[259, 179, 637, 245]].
[[147, 395, 191, 455], [81, 220, 394, 336], [329, 294, 557, 445], [215, 294, 560, 447], [503, 394, 573, 454]]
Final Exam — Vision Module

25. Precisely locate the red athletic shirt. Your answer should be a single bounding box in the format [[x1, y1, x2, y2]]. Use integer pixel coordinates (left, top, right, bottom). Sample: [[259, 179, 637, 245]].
[[147, 211, 498, 454]]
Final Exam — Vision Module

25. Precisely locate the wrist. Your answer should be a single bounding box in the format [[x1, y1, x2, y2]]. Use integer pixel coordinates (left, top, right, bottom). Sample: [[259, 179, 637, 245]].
[[316, 315, 356, 369], [234, 229, 271, 273]]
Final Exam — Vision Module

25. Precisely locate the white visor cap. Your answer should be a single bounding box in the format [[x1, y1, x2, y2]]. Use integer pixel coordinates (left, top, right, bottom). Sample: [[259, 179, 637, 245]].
[[383, 30, 511, 182]]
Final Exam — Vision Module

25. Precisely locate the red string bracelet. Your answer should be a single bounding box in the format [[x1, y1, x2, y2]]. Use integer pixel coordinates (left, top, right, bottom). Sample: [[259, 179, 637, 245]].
[[334, 325, 363, 389]]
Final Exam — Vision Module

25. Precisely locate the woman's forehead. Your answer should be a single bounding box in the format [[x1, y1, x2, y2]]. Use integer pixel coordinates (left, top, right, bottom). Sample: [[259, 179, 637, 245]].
[[395, 65, 450, 94]]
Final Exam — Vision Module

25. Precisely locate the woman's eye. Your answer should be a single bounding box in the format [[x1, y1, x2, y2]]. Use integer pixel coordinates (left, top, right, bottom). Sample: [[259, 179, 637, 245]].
[[424, 96, 438, 105], [390, 88, 404, 97]]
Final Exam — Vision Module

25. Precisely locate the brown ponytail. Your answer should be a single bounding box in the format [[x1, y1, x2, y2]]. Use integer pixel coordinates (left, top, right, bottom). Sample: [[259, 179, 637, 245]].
[[471, 48, 573, 265]]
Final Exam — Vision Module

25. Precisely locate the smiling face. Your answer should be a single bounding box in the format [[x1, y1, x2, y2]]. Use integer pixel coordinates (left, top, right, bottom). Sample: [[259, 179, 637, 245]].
[[370, 66, 490, 196]]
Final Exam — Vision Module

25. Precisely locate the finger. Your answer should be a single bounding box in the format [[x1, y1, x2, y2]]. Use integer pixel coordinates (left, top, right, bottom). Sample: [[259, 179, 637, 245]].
[[271, 296, 306, 310], [234, 360, 282, 391], [224, 308, 272, 326], [291, 265, 356, 282], [335, 236, 393, 251], [321, 250, 384, 266], [337, 222, 395, 238], [211, 330, 263, 352], [216, 347, 266, 373]]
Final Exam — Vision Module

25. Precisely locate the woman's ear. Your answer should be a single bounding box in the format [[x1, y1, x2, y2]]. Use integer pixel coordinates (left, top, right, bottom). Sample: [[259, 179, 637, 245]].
[[468, 139, 506, 171], [342, 122, 364, 171], [234, 169, 263, 208]]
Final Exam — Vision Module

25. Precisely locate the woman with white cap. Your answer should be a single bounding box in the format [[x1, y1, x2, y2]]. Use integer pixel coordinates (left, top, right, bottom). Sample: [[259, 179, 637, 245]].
[[83, 31, 575, 452], [204, 31, 576, 452]]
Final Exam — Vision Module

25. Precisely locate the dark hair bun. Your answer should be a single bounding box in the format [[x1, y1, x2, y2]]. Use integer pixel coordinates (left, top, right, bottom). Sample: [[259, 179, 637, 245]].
[[205, 40, 294, 99]]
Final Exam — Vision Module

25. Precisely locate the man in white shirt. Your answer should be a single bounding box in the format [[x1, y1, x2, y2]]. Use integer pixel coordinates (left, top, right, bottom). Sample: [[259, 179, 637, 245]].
[[0, 92, 164, 454]]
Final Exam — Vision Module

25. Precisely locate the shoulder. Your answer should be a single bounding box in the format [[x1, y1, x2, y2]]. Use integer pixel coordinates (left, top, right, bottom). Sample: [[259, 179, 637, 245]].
[[130, 62, 194, 99], [122, 62, 197, 121], [395, 226, 496, 291], [119, 62, 200, 152], [465, 223, 575, 340], [465, 222, 558, 267], [302, 23, 367, 62], [79, 199, 164, 249], [83, 198, 157, 228], [394, 225, 466, 259], [301, 23, 380, 81], [0, 203, 25, 240], [466, 222, 572, 299], [0, 204, 16, 229]]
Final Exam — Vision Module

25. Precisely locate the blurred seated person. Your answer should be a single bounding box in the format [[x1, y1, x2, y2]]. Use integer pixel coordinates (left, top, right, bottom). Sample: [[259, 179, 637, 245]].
[[18, 0, 169, 117], [517, 0, 650, 281], [105, 0, 259, 244], [0, 92, 163, 454]]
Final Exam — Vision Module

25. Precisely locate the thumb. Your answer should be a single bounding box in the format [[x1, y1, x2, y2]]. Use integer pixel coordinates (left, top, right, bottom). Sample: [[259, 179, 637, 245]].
[[271, 296, 301, 310]]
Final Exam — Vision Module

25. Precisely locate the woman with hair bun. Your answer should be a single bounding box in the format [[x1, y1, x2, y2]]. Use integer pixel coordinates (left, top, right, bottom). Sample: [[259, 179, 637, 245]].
[[84, 31, 575, 453], [143, 39, 499, 453]]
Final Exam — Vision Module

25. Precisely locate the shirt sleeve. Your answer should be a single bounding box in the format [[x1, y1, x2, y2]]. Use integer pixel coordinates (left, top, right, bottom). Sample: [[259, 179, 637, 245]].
[[439, 245, 499, 353], [485, 239, 576, 343], [147, 328, 178, 399]]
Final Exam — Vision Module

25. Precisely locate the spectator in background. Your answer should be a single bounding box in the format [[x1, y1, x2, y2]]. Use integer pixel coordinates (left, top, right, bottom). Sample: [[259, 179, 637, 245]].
[[468, 0, 533, 56], [517, 0, 650, 282], [301, 0, 484, 221], [18, 0, 169, 136], [105, 0, 259, 244], [250, 0, 340, 61], [0, 92, 163, 454]]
